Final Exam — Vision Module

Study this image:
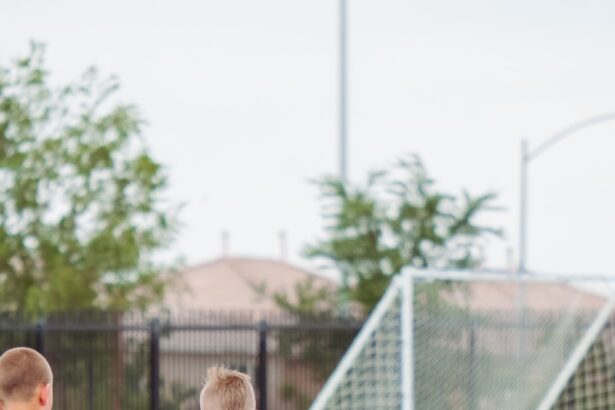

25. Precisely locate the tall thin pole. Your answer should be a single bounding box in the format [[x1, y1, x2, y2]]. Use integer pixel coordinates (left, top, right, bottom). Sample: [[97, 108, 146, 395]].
[[339, 0, 348, 182], [518, 140, 529, 357], [339, 0, 349, 313], [519, 140, 528, 273]]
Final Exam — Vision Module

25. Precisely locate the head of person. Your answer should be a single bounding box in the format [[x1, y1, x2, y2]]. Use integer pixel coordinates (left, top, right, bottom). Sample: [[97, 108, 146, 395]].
[[0, 347, 53, 410], [199, 366, 256, 410]]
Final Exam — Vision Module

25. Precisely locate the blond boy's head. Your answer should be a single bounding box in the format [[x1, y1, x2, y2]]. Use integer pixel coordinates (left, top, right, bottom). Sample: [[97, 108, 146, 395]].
[[199, 366, 256, 410], [0, 347, 53, 410]]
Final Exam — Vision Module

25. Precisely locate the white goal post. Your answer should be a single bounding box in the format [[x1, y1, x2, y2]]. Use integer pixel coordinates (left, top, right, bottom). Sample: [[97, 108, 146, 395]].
[[310, 268, 615, 410]]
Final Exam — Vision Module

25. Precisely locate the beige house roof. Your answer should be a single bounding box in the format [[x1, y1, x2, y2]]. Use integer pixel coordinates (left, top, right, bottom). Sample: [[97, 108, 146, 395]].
[[445, 280, 606, 313], [166, 259, 606, 315], [165, 257, 337, 313]]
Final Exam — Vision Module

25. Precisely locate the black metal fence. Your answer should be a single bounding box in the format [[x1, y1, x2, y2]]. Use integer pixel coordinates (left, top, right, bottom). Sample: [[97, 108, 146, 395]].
[[0, 311, 363, 410]]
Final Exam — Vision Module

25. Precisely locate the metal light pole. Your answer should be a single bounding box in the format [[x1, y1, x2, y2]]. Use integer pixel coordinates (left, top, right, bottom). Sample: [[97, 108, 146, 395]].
[[519, 140, 529, 272], [517, 112, 615, 358], [338, 0, 350, 313], [339, 0, 348, 183], [519, 113, 615, 273]]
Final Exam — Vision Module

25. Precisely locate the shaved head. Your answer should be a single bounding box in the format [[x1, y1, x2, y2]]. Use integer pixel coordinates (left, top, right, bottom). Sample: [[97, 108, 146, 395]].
[[0, 347, 53, 407]]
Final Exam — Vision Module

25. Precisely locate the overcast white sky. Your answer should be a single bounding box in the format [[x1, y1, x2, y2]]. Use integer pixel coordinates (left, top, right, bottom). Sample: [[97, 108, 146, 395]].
[[2, 0, 615, 277]]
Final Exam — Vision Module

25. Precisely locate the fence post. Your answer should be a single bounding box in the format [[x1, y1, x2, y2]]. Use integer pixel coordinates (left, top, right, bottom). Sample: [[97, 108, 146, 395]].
[[88, 359, 94, 410], [257, 320, 268, 410], [150, 318, 161, 410], [35, 320, 45, 355]]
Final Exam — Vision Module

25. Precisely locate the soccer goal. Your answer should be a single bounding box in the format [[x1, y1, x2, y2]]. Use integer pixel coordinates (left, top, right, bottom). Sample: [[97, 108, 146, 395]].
[[310, 269, 615, 410]]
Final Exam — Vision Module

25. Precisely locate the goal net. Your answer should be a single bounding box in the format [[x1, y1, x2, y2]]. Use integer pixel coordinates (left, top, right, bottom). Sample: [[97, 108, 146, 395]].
[[310, 269, 615, 410]]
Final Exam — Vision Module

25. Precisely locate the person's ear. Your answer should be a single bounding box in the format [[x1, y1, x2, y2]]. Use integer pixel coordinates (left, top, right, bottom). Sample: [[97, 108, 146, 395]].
[[38, 383, 52, 406]]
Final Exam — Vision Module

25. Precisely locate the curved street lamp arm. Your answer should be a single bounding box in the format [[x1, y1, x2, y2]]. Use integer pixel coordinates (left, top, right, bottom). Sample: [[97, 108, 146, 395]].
[[527, 112, 615, 161]]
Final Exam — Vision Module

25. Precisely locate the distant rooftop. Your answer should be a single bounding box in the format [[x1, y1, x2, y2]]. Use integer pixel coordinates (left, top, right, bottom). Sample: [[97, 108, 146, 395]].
[[165, 257, 336, 313]]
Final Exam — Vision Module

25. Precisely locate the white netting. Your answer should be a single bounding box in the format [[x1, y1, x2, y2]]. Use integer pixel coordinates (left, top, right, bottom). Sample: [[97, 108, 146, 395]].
[[313, 287, 403, 409], [413, 277, 607, 410], [311, 271, 615, 410], [553, 318, 615, 409]]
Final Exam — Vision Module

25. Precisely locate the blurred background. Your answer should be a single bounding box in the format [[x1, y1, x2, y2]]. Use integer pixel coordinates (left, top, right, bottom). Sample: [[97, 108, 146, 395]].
[[3, 0, 615, 275]]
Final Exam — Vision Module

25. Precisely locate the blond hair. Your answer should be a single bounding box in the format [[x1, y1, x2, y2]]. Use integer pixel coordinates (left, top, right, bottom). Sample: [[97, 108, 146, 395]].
[[200, 366, 256, 410], [0, 347, 53, 405]]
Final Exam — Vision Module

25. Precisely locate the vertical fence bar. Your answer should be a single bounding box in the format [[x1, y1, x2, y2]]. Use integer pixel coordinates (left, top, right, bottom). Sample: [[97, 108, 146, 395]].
[[150, 318, 160, 410], [258, 320, 268, 410], [88, 358, 95, 410], [35, 320, 45, 355]]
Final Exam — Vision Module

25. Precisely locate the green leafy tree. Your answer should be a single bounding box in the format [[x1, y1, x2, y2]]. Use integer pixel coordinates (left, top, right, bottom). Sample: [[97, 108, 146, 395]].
[[271, 277, 337, 317], [306, 154, 501, 310], [0, 43, 179, 313], [267, 155, 501, 408]]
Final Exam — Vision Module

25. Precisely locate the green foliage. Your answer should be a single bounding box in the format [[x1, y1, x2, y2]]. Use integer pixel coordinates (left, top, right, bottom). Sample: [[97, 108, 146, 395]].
[[271, 277, 337, 317], [306, 154, 501, 310], [254, 278, 360, 409], [121, 337, 197, 410], [0, 43, 179, 312], [279, 382, 312, 410]]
